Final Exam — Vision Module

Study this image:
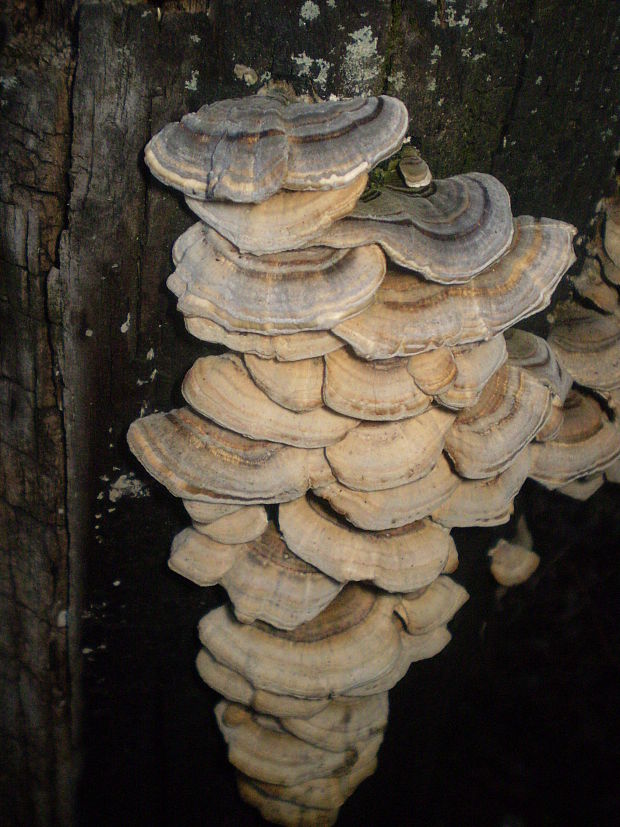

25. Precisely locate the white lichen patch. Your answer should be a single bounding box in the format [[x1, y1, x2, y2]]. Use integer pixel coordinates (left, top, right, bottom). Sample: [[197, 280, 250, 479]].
[[327, 0, 336, 7], [388, 71, 405, 92], [146, 347, 155, 361], [535, 75, 543, 85], [430, 44, 442, 65], [299, 1, 320, 24], [432, 1, 470, 29], [427, 77, 437, 92], [108, 472, 150, 503], [291, 52, 332, 90], [189, 34, 202, 44], [342, 26, 381, 95], [120, 313, 131, 333], [57, 610, 68, 628], [85, 328, 94, 338], [234, 63, 258, 85], [0, 76, 18, 90], [185, 69, 199, 92]]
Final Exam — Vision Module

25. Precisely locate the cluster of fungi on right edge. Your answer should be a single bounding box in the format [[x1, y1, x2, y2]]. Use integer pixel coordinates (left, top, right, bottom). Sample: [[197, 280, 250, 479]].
[[126, 85, 618, 826]]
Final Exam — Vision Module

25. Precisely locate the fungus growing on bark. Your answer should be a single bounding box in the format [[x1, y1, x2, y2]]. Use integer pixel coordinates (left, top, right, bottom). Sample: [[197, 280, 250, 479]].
[[128, 88, 586, 826]]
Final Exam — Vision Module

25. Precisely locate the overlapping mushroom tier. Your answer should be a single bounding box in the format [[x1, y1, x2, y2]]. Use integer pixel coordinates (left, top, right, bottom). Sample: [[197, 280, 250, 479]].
[[129, 89, 578, 826]]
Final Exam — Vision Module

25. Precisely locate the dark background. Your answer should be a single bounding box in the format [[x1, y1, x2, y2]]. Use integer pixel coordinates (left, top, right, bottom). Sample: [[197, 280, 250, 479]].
[[1, 2, 619, 825]]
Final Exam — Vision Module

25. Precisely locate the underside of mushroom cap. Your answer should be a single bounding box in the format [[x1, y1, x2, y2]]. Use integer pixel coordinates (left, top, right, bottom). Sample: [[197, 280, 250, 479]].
[[332, 217, 576, 360], [145, 93, 408, 202], [278, 494, 454, 592], [127, 407, 333, 504], [315, 172, 514, 284]]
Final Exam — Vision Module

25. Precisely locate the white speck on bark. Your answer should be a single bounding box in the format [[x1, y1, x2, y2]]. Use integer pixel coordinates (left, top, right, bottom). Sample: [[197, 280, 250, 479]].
[[185, 69, 199, 91], [120, 313, 131, 333]]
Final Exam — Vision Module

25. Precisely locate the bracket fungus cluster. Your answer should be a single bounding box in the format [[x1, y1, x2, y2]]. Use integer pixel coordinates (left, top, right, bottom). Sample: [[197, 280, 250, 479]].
[[129, 88, 579, 825], [536, 194, 620, 498]]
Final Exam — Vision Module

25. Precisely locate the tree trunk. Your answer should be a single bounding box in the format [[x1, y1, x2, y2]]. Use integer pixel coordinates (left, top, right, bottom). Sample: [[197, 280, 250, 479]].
[[1, 2, 618, 825]]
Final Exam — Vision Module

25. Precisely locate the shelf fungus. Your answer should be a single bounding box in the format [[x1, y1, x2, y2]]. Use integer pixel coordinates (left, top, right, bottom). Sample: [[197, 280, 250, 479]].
[[186, 174, 368, 255], [431, 449, 531, 528], [182, 354, 358, 449], [443, 365, 553, 479], [548, 303, 620, 401], [488, 517, 540, 587], [130, 89, 586, 825], [324, 407, 456, 491], [278, 494, 455, 593], [529, 390, 620, 487], [192, 504, 269, 544], [436, 336, 507, 410], [198, 584, 453, 701], [332, 217, 576, 360], [323, 349, 432, 421], [505, 328, 573, 441], [315, 173, 514, 284], [127, 408, 333, 504], [313, 454, 459, 531], [245, 354, 325, 412], [169, 224, 386, 334], [185, 316, 344, 361], [170, 523, 343, 629], [145, 92, 408, 202]]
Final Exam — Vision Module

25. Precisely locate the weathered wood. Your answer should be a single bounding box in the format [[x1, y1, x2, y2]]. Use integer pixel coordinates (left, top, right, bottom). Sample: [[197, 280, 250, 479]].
[[0, 12, 75, 827], [1, 1, 618, 825]]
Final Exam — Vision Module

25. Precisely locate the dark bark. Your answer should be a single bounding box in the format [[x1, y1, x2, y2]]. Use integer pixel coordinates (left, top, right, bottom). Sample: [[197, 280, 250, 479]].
[[1, 1, 618, 826]]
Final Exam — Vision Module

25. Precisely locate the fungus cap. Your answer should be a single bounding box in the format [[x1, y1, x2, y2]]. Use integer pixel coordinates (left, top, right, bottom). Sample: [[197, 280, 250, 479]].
[[244, 354, 324, 413], [316, 173, 513, 284], [323, 349, 431, 421], [324, 407, 455, 491], [170, 523, 343, 629], [443, 365, 552, 479], [127, 407, 333, 505], [185, 316, 344, 361], [145, 93, 408, 202], [279, 494, 455, 592], [183, 354, 358, 449], [313, 454, 459, 530], [333, 217, 576, 360], [186, 174, 367, 255], [169, 224, 386, 334]]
